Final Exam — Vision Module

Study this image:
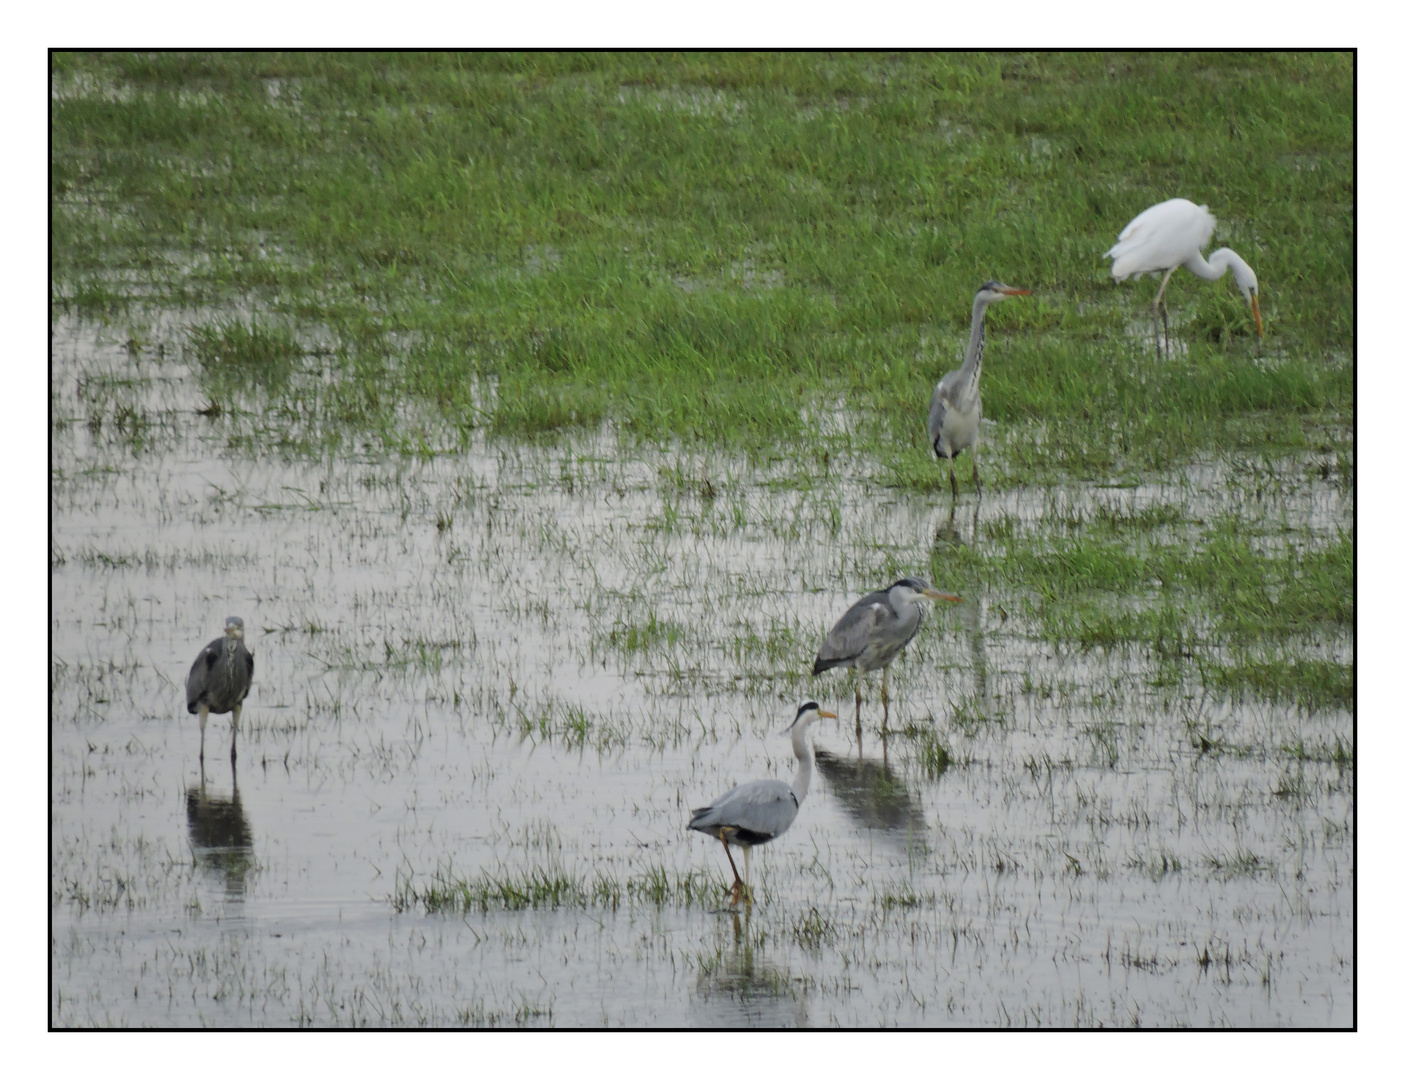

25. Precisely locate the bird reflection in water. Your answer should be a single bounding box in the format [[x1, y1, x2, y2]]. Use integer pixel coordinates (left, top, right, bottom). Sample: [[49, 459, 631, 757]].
[[692, 908, 809, 1028], [932, 495, 980, 550], [814, 749, 930, 856], [185, 761, 255, 902]]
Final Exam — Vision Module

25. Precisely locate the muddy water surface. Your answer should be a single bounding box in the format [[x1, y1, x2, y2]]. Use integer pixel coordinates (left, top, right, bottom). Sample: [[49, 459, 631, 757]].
[[51, 320, 1353, 1027]]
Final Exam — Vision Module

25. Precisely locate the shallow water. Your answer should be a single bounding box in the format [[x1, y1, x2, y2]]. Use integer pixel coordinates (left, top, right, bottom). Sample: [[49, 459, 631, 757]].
[[51, 319, 1353, 1027]]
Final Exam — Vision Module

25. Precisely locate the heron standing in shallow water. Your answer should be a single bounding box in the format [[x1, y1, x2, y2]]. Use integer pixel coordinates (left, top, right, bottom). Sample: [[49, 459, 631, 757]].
[[1104, 198, 1262, 356], [186, 616, 254, 764], [813, 578, 962, 733], [928, 280, 1031, 499], [688, 701, 837, 907]]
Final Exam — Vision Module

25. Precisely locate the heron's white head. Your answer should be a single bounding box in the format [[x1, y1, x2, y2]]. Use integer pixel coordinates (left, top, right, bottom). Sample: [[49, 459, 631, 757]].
[[224, 616, 246, 639], [785, 701, 838, 733], [975, 280, 1032, 308], [890, 577, 963, 607]]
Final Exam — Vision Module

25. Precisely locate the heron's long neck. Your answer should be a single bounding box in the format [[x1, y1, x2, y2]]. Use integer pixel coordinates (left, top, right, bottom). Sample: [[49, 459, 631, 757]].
[[789, 725, 814, 806], [958, 298, 990, 387]]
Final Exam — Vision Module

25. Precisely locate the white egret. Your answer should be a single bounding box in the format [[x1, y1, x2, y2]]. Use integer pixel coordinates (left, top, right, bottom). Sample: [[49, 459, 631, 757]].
[[1104, 197, 1263, 354]]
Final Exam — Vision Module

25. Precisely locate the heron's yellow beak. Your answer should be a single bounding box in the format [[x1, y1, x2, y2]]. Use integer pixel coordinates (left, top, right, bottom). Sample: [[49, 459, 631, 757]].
[[923, 589, 963, 603], [818, 709, 839, 720], [1251, 293, 1263, 338], [1002, 287, 1032, 296]]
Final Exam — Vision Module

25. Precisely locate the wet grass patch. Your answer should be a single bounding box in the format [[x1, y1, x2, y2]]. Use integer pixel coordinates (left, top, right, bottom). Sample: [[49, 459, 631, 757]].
[[53, 52, 1352, 467], [391, 861, 726, 914], [50, 51, 1354, 1029], [1204, 657, 1354, 712]]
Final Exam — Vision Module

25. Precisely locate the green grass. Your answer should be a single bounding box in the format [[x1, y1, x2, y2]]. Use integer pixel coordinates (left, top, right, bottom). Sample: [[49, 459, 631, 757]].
[[52, 51, 1352, 468], [51, 51, 1354, 715], [391, 861, 727, 913]]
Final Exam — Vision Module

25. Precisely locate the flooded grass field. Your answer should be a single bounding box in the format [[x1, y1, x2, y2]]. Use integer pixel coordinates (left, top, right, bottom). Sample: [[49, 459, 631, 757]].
[[51, 314, 1351, 1027], [49, 52, 1353, 1028]]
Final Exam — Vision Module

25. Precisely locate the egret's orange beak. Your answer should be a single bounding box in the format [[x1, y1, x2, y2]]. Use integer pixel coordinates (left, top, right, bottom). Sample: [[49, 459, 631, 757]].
[[1251, 293, 1263, 337], [923, 589, 963, 603]]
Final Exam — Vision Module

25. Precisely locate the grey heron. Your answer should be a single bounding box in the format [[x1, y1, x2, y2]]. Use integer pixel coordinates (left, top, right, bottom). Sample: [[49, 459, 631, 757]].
[[186, 616, 254, 764], [927, 281, 1031, 498], [813, 578, 962, 731], [688, 701, 838, 907], [1104, 197, 1262, 356]]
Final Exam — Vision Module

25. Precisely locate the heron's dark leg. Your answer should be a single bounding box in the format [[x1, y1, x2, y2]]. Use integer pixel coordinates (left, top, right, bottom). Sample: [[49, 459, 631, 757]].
[[198, 705, 208, 765], [948, 459, 958, 499], [721, 835, 744, 906], [854, 679, 863, 737], [742, 847, 753, 907], [972, 456, 982, 499], [881, 667, 891, 733], [230, 704, 240, 764]]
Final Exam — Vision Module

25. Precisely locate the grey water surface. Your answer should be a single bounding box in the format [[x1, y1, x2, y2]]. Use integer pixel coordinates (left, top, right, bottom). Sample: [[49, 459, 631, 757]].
[[51, 319, 1352, 1027]]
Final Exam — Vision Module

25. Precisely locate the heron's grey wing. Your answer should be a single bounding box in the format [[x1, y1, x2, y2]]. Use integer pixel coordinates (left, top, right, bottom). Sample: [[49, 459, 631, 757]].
[[927, 380, 949, 450], [814, 591, 895, 671], [244, 647, 254, 685], [726, 780, 799, 843], [690, 778, 795, 841], [186, 638, 222, 712]]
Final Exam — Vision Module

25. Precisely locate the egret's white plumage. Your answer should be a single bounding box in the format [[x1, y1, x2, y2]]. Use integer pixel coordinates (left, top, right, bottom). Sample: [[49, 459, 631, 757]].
[[688, 701, 837, 906], [1104, 198, 1263, 353]]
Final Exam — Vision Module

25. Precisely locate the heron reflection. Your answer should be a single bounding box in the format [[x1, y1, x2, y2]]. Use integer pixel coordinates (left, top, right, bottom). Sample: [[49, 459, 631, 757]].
[[932, 496, 981, 549], [692, 909, 809, 1028], [185, 761, 254, 901], [814, 749, 929, 851]]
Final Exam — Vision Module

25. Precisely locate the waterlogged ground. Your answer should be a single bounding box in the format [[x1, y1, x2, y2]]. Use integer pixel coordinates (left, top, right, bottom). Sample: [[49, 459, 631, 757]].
[[51, 318, 1353, 1027]]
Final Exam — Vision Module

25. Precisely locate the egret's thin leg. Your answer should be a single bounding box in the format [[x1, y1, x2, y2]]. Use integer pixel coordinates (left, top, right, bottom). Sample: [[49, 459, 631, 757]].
[[1151, 268, 1175, 357]]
